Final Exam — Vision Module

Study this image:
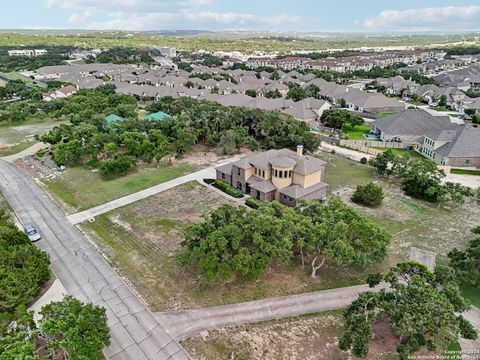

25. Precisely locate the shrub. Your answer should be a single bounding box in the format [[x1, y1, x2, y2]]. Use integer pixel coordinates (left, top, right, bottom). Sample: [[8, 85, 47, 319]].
[[352, 182, 384, 207], [99, 154, 134, 178], [214, 179, 244, 198], [360, 157, 368, 164], [245, 198, 261, 209]]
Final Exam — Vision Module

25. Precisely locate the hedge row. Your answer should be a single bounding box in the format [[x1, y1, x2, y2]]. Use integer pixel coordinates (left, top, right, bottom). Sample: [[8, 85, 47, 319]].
[[214, 179, 244, 198]]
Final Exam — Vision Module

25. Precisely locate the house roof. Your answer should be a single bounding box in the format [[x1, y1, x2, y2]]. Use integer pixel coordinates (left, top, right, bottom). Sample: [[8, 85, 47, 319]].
[[224, 148, 327, 175], [373, 109, 455, 137], [279, 181, 328, 199], [249, 180, 277, 193], [435, 125, 480, 158], [145, 111, 170, 121], [105, 114, 124, 122]]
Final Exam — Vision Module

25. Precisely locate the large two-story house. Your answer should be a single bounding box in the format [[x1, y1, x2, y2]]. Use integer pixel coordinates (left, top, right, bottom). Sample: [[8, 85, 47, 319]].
[[372, 109, 480, 168], [216, 146, 328, 206]]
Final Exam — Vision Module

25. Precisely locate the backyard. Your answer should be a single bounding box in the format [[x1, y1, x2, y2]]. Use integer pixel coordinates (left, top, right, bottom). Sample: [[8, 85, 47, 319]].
[[79, 152, 479, 313], [343, 123, 372, 140]]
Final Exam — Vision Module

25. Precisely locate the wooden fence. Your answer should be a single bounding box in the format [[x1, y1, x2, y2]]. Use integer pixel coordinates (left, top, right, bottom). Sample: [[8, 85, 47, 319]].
[[339, 140, 420, 156]]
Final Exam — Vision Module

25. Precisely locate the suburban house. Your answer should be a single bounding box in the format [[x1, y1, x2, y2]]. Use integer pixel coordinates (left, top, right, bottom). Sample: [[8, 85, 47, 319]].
[[375, 76, 418, 96], [372, 109, 480, 167], [216, 146, 328, 206], [283, 98, 331, 123], [42, 85, 78, 101]]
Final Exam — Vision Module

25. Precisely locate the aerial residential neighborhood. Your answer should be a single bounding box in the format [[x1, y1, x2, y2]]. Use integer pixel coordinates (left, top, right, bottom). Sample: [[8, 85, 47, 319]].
[[0, 2, 480, 360]]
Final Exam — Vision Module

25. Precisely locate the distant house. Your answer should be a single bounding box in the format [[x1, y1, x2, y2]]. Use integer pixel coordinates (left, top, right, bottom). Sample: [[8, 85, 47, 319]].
[[372, 109, 480, 167], [216, 145, 327, 206], [42, 85, 78, 102], [283, 98, 331, 123], [144, 111, 171, 121], [105, 114, 124, 123]]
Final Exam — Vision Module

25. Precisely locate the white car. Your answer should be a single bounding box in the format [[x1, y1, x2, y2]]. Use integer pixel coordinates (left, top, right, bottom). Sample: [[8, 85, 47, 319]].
[[24, 224, 41, 242]]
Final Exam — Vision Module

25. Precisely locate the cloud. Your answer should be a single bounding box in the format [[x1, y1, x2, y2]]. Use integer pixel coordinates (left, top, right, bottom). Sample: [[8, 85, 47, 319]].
[[182, 11, 300, 26], [363, 6, 480, 31], [43, 0, 301, 30], [86, 11, 300, 30]]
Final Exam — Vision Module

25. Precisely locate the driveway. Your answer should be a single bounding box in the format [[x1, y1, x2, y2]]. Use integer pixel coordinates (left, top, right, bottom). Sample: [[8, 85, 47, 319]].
[[0, 160, 189, 360]]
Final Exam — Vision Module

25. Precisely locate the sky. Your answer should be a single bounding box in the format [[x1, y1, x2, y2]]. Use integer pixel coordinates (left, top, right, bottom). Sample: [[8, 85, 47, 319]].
[[2, 1, 480, 32]]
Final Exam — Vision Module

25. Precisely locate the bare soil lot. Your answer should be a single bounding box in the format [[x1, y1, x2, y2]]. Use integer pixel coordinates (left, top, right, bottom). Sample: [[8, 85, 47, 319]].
[[182, 311, 440, 360]]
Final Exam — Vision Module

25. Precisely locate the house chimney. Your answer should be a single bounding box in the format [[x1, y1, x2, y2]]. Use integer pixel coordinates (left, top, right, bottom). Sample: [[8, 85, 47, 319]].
[[297, 145, 304, 157]]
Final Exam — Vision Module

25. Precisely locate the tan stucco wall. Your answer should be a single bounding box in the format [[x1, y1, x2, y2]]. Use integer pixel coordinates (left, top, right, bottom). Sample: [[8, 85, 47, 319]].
[[293, 170, 322, 187], [271, 166, 294, 189], [244, 167, 254, 181]]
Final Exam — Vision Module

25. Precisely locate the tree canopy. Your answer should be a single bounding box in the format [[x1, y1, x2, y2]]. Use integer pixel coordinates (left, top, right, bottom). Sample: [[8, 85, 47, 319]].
[[339, 262, 477, 359], [369, 150, 473, 204], [181, 197, 391, 279], [448, 226, 480, 288]]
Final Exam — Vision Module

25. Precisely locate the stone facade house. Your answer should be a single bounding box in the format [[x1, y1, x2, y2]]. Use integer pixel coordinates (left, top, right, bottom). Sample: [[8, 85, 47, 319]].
[[372, 109, 480, 167], [216, 146, 328, 206]]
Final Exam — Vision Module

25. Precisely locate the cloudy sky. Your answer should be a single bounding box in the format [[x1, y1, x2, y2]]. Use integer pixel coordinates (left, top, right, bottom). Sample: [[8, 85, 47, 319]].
[[2, 0, 480, 32]]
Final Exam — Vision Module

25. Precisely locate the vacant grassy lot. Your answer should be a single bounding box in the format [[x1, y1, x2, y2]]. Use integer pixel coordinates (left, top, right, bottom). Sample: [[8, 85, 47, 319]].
[[82, 153, 478, 312], [0, 118, 64, 156], [44, 161, 198, 212], [317, 152, 479, 262]]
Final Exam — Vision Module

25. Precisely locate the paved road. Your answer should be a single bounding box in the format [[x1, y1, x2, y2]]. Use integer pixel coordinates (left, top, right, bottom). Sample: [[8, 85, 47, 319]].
[[155, 283, 389, 340], [0, 160, 190, 360], [67, 167, 217, 225]]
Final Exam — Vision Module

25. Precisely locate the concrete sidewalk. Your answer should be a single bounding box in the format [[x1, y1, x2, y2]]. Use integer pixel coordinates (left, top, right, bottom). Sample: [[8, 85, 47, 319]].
[[155, 283, 389, 340], [1, 142, 48, 162], [67, 166, 216, 224]]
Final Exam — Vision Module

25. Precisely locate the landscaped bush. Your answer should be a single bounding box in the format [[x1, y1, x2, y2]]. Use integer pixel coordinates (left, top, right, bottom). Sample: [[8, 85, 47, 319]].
[[351, 182, 384, 207], [360, 157, 368, 164], [99, 154, 134, 178], [214, 179, 244, 198], [245, 197, 262, 209]]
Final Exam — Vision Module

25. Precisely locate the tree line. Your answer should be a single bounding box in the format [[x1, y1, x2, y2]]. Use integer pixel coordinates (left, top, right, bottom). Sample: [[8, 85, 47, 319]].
[[0, 209, 109, 359], [369, 150, 474, 205], [37, 89, 319, 177]]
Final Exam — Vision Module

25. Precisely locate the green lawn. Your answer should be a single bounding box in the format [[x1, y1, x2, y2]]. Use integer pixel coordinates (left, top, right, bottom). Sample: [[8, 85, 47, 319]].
[[0, 72, 47, 87], [461, 284, 480, 308], [0, 117, 64, 156], [450, 168, 480, 176], [0, 141, 37, 157], [379, 148, 428, 161], [343, 123, 372, 140], [44, 161, 199, 212], [377, 111, 395, 118]]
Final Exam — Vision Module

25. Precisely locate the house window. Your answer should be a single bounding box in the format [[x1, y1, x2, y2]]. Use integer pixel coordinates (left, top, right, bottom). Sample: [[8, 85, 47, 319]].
[[237, 168, 241, 176], [465, 159, 471, 165], [221, 174, 225, 180], [288, 170, 292, 177]]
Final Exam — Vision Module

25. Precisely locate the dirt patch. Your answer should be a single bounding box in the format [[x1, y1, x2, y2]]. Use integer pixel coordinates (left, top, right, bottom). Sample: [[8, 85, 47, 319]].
[[183, 313, 443, 360], [183, 312, 349, 360], [14, 154, 59, 180], [180, 144, 255, 167]]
